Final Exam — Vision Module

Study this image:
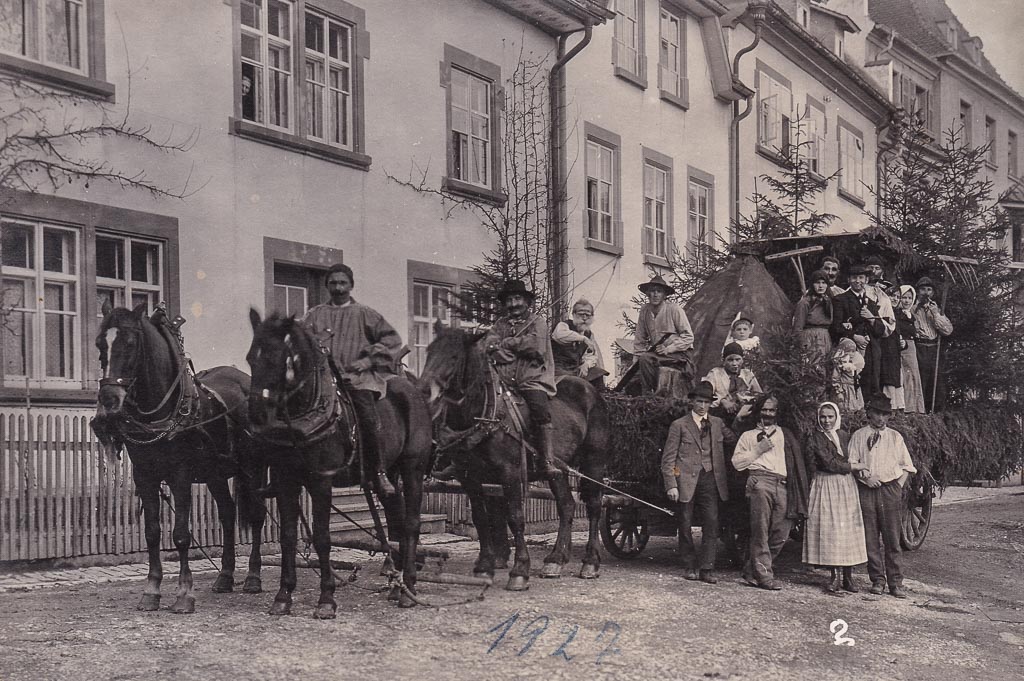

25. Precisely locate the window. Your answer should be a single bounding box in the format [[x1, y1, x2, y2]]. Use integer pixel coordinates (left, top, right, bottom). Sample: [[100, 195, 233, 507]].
[[757, 64, 793, 156], [838, 120, 865, 203], [986, 116, 997, 165], [262, 236, 341, 320], [234, 0, 369, 169], [586, 141, 615, 245], [687, 166, 715, 255], [835, 32, 844, 59], [801, 100, 827, 176], [613, 0, 645, 86], [642, 148, 673, 264], [440, 44, 503, 203], [1009, 130, 1019, 178], [1013, 221, 1024, 263], [0, 0, 85, 72], [959, 100, 973, 145], [658, 5, 687, 107], [0, 191, 178, 394], [798, 7, 809, 28], [946, 24, 958, 49], [894, 73, 933, 131], [407, 261, 476, 376]]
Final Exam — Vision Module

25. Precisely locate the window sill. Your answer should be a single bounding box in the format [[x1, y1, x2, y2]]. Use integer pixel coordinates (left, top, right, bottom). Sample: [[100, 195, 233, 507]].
[[756, 144, 789, 168], [642, 253, 671, 268], [0, 53, 115, 100], [614, 66, 647, 91], [584, 238, 623, 257], [984, 160, 999, 172], [0, 387, 98, 405], [441, 177, 508, 206], [1010, 173, 1020, 183], [806, 170, 828, 188], [837, 187, 866, 208], [1007, 261, 1024, 270], [659, 88, 689, 111], [230, 118, 371, 170]]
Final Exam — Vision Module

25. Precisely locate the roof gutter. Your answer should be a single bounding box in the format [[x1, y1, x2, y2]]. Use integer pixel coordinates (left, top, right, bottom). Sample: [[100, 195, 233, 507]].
[[730, 0, 769, 229]]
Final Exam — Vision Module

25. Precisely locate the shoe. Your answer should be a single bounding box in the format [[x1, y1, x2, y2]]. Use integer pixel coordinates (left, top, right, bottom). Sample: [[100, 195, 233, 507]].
[[432, 463, 460, 481], [842, 568, 859, 593], [682, 569, 699, 581], [758, 580, 783, 591], [536, 424, 562, 478], [890, 585, 908, 599], [741, 566, 758, 587], [699, 570, 718, 584], [826, 569, 841, 593], [869, 581, 886, 595]]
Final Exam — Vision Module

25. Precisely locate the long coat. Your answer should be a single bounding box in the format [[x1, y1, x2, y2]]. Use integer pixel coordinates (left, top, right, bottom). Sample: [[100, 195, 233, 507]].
[[483, 313, 557, 397], [660, 414, 732, 503]]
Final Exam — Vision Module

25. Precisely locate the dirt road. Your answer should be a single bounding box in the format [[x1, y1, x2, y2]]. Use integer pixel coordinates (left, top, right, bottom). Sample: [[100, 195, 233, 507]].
[[1, 494, 1022, 681]]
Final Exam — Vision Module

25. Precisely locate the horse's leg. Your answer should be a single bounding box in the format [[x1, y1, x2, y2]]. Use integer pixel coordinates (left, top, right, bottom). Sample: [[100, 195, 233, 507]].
[[380, 488, 405, 603], [207, 477, 236, 593], [169, 474, 196, 614], [136, 479, 163, 611], [397, 458, 424, 609], [270, 475, 301, 616], [579, 476, 603, 579], [242, 463, 267, 593], [309, 476, 337, 619], [540, 473, 576, 579], [461, 477, 496, 579], [501, 458, 530, 592], [486, 496, 510, 570]]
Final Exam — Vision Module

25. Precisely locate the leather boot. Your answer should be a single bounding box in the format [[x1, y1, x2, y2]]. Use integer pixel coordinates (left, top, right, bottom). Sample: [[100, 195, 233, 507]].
[[353, 393, 395, 498], [433, 461, 461, 481], [364, 425, 395, 497], [826, 568, 841, 593], [842, 567, 859, 593], [536, 424, 562, 478]]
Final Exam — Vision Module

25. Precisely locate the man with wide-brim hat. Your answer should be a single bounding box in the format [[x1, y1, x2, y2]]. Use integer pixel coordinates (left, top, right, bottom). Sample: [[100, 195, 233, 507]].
[[634, 275, 695, 395], [912, 276, 953, 412], [848, 394, 916, 598], [661, 380, 735, 584], [831, 263, 894, 400], [480, 279, 560, 478]]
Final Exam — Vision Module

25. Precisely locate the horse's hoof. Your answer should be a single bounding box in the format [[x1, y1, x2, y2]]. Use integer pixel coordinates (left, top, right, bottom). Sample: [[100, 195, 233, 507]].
[[242, 576, 263, 594], [506, 575, 529, 592], [387, 584, 401, 602], [493, 558, 509, 570], [211, 574, 234, 593], [398, 590, 417, 608], [170, 595, 196, 614], [269, 600, 291, 616], [136, 594, 161, 611], [540, 563, 563, 579], [314, 603, 337, 620], [578, 563, 600, 580]]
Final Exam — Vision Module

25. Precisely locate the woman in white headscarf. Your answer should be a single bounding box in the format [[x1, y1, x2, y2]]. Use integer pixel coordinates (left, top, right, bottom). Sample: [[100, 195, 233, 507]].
[[802, 402, 870, 592], [895, 285, 926, 413]]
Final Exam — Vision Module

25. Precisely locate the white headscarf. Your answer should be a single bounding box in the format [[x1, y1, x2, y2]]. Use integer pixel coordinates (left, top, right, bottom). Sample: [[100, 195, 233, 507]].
[[817, 401, 842, 453], [898, 284, 916, 312]]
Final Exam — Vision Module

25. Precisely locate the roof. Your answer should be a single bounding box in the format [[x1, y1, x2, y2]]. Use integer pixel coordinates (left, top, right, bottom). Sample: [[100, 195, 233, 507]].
[[483, 0, 613, 33], [810, 3, 859, 34], [868, 0, 1019, 97]]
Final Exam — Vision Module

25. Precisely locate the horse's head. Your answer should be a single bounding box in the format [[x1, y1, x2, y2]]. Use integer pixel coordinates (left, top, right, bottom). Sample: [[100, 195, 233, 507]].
[[246, 308, 314, 428], [95, 303, 149, 417], [419, 321, 486, 418]]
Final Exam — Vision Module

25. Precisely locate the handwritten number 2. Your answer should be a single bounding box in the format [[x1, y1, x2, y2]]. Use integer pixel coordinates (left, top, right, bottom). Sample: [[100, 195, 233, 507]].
[[830, 619, 855, 647], [518, 616, 551, 656], [594, 621, 622, 665], [550, 624, 579, 661], [486, 612, 519, 653]]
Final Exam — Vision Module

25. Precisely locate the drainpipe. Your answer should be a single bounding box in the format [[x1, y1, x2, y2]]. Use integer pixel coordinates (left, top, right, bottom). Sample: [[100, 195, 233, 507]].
[[549, 22, 593, 321], [730, 1, 769, 231], [875, 113, 899, 222]]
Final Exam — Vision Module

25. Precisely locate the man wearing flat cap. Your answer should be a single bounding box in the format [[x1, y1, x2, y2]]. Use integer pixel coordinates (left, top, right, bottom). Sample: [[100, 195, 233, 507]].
[[913, 277, 953, 412], [702, 342, 762, 419], [634, 275, 695, 395], [481, 280, 561, 478]]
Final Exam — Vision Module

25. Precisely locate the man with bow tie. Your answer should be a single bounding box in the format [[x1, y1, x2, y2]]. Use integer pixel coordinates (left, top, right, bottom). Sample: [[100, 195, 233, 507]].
[[732, 396, 810, 590], [848, 395, 916, 598], [661, 381, 734, 584]]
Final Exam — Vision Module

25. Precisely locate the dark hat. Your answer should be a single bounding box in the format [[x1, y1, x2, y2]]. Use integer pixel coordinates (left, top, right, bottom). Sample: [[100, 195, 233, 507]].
[[638, 275, 675, 296], [866, 394, 892, 414], [848, 263, 869, 275], [864, 255, 884, 267], [916, 276, 935, 288], [723, 342, 744, 359], [496, 280, 535, 301], [688, 380, 715, 401], [808, 269, 829, 285], [877, 279, 894, 292], [732, 315, 754, 327]]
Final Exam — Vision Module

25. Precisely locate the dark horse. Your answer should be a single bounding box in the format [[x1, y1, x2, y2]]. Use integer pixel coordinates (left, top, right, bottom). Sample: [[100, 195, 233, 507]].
[[92, 304, 266, 613], [419, 324, 611, 591], [246, 310, 433, 614]]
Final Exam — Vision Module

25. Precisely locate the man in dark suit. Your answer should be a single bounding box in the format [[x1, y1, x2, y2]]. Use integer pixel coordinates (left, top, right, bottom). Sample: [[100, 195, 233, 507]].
[[832, 264, 888, 399], [661, 381, 734, 584]]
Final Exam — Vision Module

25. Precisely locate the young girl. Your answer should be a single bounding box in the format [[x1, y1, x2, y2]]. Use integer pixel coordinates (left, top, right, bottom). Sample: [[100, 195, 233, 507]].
[[724, 315, 760, 354], [792, 270, 833, 357], [832, 337, 865, 412]]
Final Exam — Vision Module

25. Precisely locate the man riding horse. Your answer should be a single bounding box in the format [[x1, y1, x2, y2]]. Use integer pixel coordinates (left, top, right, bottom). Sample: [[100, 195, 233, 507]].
[[302, 263, 406, 497]]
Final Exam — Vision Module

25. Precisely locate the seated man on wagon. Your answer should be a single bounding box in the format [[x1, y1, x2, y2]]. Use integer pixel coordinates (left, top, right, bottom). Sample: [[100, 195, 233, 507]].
[[702, 342, 763, 421], [633, 275, 695, 396], [303, 263, 406, 497], [551, 297, 608, 389]]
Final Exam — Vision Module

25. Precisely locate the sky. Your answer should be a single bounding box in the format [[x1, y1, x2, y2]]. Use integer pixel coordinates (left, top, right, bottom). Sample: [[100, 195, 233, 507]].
[[944, 0, 1024, 95]]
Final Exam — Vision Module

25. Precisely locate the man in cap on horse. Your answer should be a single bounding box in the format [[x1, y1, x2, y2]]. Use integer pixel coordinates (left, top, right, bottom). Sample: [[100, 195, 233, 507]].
[[634, 275, 695, 395], [303, 263, 405, 497], [482, 280, 561, 479]]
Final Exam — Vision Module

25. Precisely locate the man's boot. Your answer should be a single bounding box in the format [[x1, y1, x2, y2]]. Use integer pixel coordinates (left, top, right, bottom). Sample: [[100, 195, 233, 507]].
[[535, 424, 562, 479], [363, 424, 395, 497]]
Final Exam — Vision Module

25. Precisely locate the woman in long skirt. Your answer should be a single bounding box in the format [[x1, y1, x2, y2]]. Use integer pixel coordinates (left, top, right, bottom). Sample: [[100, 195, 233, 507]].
[[802, 402, 870, 592], [896, 285, 926, 413], [792, 270, 833, 358]]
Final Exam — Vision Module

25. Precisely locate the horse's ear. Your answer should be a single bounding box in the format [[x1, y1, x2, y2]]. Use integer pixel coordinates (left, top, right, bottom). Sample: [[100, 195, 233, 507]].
[[466, 329, 487, 345], [131, 302, 147, 318], [434, 318, 445, 335], [249, 308, 262, 331], [100, 297, 113, 319]]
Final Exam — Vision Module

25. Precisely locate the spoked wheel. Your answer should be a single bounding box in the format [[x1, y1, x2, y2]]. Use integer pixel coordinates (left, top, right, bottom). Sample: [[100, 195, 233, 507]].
[[600, 506, 650, 559], [900, 469, 934, 550]]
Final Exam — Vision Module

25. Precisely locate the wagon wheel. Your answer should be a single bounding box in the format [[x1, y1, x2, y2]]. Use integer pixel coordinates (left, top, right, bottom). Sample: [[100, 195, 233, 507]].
[[601, 506, 650, 559], [900, 469, 934, 550]]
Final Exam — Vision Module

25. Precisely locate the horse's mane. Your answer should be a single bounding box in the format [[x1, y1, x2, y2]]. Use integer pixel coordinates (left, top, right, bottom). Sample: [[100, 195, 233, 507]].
[[253, 313, 322, 370]]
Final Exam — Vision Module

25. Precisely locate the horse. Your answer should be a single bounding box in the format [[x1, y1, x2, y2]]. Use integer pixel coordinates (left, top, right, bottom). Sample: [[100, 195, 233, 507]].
[[419, 323, 611, 591], [245, 310, 433, 615], [91, 303, 267, 614]]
